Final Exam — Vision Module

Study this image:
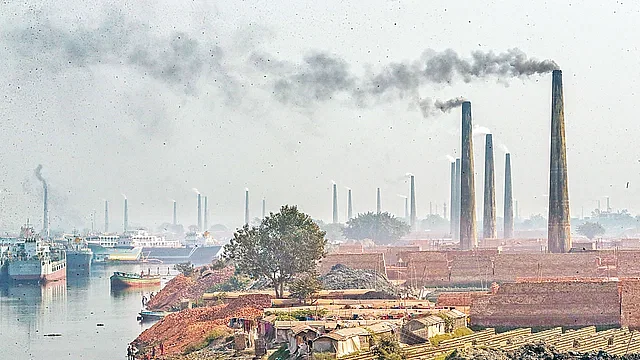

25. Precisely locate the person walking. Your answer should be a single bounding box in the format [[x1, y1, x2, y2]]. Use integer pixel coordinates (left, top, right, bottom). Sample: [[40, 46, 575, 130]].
[[127, 345, 132, 360], [159, 342, 164, 355]]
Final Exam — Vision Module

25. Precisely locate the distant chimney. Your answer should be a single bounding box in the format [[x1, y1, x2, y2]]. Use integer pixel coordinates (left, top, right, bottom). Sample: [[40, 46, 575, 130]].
[[454, 158, 461, 241], [197, 194, 202, 231], [262, 198, 266, 219], [429, 201, 433, 215], [607, 197, 611, 212], [204, 196, 208, 231], [124, 198, 128, 232], [332, 183, 338, 224], [449, 162, 455, 236], [376, 188, 381, 214], [43, 185, 49, 238], [244, 189, 249, 226], [548, 69, 571, 253], [404, 198, 409, 221], [347, 189, 353, 220], [443, 202, 447, 219], [173, 201, 177, 226], [460, 101, 477, 249], [483, 134, 497, 239], [410, 176, 416, 231], [104, 200, 109, 233], [504, 153, 514, 239]]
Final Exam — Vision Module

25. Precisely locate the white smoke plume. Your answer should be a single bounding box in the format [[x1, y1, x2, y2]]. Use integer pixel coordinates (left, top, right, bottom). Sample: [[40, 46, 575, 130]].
[[405, 172, 414, 177], [397, 194, 407, 199], [331, 180, 336, 185], [473, 125, 492, 136], [445, 155, 456, 162], [499, 143, 510, 153], [192, 188, 200, 194], [121, 193, 127, 200]]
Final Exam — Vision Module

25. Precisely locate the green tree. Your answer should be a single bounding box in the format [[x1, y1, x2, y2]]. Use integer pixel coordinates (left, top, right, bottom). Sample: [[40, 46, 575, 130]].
[[343, 212, 410, 244], [223, 205, 327, 298], [289, 271, 323, 304], [370, 333, 405, 360], [315, 220, 345, 241], [174, 262, 194, 276], [577, 221, 605, 240]]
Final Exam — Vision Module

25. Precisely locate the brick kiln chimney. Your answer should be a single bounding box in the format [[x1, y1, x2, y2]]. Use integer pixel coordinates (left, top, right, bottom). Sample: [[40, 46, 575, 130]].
[[204, 196, 208, 231], [460, 101, 477, 249], [483, 134, 497, 239], [454, 158, 461, 241], [244, 189, 249, 226], [262, 198, 266, 219], [332, 183, 338, 224], [347, 189, 353, 220], [548, 69, 571, 253], [376, 187, 381, 214], [450, 161, 456, 236], [410, 175, 417, 231], [197, 193, 202, 231], [123, 198, 128, 232], [504, 153, 514, 239], [104, 200, 109, 233], [173, 200, 177, 226]]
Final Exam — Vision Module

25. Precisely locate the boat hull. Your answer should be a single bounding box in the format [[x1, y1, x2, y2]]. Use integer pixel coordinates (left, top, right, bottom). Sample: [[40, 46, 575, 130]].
[[110, 274, 161, 288], [8, 259, 66, 283], [66, 251, 92, 272], [141, 246, 222, 265]]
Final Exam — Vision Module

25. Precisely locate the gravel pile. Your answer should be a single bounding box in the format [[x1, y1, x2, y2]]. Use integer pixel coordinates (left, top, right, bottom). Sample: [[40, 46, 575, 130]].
[[319, 264, 399, 298], [447, 343, 640, 360]]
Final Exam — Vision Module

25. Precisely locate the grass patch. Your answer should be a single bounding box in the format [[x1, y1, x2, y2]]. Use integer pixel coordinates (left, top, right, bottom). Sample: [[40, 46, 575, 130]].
[[429, 327, 474, 346]]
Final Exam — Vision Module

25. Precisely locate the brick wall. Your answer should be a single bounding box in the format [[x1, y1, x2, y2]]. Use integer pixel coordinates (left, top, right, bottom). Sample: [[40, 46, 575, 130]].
[[620, 279, 640, 330], [470, 281, 621, 328], [318, 253, 386, 276], [436, 292, 489, 307]]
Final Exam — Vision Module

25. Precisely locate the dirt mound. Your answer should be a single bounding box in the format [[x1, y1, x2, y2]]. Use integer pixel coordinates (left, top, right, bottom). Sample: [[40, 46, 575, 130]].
[[447, 343, 640, 360], [147, 266, 234, 311], [135, 294, 272, 356], [320, 264, 399, 298]]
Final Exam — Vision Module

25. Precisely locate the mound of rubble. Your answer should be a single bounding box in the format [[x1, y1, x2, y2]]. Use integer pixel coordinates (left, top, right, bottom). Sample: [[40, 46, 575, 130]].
[[147, 266, 235, 311], [319, 264, 399, 298], [447, 343, 640, 360], [135, 294, 272, 356]]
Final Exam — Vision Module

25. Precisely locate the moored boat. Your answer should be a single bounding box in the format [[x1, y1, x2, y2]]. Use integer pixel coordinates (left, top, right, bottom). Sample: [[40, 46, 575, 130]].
[[137, 310, 170, 322], [7, 223, 66, 283], [110, 271, 161, 288]]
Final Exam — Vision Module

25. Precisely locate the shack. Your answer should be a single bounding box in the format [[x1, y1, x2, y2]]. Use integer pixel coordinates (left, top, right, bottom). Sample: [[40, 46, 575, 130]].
[[312, 328, 368, 357], [402, 315, 446, 340], [443, 309, 468, 330]]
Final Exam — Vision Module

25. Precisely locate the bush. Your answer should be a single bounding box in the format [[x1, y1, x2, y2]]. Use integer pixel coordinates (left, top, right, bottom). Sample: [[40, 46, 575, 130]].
[[182, 328, 230, 354], [273, 308, 328, 321], [208, 275, 251, 292], [430, 328, 473, 346], [371, 333, 405, 360]]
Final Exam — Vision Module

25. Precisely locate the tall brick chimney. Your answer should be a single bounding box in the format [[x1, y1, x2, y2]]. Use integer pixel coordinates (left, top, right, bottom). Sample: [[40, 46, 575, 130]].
[[450, 161, 455, 236], [376, 188, 381, 214], [173, 200, 177, 226], [483, 134, 497, 239], [197, 193, 202, 231], [410, 175, 416, 231], [548, 69, 571, 253], [460, 101, 477, 249], [454, 158, 461, 241], [104, 200, 109, 233], [123, 198, 128, 232], [332, 183, 338, 224], [204, 196, 208, 231], [504, 153, 514, 239], [347, 189, 353, 220], [244, 189, 249, 226]]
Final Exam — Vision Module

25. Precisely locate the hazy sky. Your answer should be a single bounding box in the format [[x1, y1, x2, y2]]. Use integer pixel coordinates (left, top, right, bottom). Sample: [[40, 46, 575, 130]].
[[1, 0, 638, 232]]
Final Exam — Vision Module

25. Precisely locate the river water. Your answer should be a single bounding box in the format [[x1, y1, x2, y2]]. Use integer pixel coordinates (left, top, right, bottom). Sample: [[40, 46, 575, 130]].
[[0, 264, 174, 360]]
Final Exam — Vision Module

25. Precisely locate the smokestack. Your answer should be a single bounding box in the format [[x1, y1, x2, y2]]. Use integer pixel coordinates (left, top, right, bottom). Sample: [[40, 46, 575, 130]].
[[376, 188, 381, 213], [197, 194, 202, 231], [410, 175, 416, 231], [460, 101, 477, 249], [450, 162, 455, 236], [515, 199, 519, 220], [404, 198, 409, 221], [443, 202, 447, 219], [332, 183, 338, 224], [262, 198, 266, 219], [483, 134, 497, 239], [607, 197, 610, 212], [104, 200, 109, 233], [123, 198, 128, 232], [429, 201, 433, 215], [347, 189, 353, 220], [244, 189, 249, 225], [454, 158, 461, 241], [504, 153, 514, 239], [34, 165, 49, 238], [204, 196, 208, 231], [173, 201, 177, 226], [548, 69, 571, 253]]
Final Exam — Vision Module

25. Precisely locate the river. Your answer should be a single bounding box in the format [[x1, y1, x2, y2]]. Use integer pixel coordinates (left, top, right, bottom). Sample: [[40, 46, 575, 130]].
[[0, 264, 174, 360]]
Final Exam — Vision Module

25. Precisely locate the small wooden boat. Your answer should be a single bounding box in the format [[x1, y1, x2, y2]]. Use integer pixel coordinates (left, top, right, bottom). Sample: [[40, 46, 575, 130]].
[[110, 271, 161, 288], [137, 310, 170, 322]]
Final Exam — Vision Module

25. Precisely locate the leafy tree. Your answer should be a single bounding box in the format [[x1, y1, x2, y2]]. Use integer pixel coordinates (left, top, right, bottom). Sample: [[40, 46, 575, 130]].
[[289, 271, 323, 304], [223, 205, 327, 298], [577, 221, 605, 240], [520, 214, 547, 230], [317, 221, 345, 241], [421, 214, 449, 232], [370, 333, 405, 360], [343, 212, 410, 244], [174, 262, 195, 276]]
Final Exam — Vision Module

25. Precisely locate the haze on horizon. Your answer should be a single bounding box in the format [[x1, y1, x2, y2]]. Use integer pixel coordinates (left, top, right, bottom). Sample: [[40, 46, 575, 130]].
[[0, 0, 637, 232]]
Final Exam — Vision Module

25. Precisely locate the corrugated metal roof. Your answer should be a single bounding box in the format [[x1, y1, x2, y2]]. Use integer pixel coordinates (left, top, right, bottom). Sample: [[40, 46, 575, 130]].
[[411, 315, 445, 326], [365, 322, 398, 334], [445, 309, 466, 318]]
